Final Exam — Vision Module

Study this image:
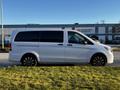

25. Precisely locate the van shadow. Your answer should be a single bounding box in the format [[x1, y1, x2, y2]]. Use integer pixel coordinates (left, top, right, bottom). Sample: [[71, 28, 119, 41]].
[[37, 63, 90, 67], [0, 63, 90, 67]]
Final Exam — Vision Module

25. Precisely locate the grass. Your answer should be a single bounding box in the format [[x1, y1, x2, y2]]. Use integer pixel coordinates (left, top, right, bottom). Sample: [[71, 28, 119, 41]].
[[0, 66, 120, 90]]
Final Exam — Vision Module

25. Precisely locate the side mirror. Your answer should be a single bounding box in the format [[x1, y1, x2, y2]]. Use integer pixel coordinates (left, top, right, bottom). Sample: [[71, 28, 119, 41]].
[[81, 41, 87, 45], [90, 35, 99, 41], [84, 41, 88, 45]]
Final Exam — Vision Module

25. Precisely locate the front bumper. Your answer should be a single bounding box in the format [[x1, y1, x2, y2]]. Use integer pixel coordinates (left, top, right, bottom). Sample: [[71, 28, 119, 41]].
[[106, 51, 114, 64]]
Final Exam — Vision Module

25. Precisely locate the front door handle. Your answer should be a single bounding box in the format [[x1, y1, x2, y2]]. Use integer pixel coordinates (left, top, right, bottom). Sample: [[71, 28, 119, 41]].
[[57, 44, 63, 46], [67, 44, 72, 46]]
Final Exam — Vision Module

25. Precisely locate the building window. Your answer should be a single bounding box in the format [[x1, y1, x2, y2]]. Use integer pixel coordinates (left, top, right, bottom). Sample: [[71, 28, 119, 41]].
[[72, 27, 75, 30], [62, 27, 65, 29]]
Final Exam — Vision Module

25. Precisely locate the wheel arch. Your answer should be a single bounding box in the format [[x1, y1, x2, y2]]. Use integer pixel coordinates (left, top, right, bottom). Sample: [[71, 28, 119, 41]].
[[20, 51, 40, 63], [90, 52, 107, 63]]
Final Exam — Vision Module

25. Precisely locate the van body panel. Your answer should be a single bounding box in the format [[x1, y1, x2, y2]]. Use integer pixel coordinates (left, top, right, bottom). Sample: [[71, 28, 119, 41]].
[[9, 29, 114, 65]]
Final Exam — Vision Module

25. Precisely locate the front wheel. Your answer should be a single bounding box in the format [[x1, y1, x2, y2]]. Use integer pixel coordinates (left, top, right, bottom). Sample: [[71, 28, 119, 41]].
[[90, 54, 107, 66], [21, 54, 38, 66]]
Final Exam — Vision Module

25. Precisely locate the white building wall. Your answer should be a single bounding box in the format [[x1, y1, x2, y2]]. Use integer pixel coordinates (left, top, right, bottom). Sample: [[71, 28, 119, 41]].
[[26, 27, 63, 31], [108, 27, 112, 33], [98, 27, 105, 34], [2, 27, 64, 36], [3, 28, 26, 35], [0, 25, 117, 44], [108, 35, 112, 41], [0, 28, 26, 44], [98, 27, 106, 43], [75, 27, 95, 34], [108, 27, 113, 41]]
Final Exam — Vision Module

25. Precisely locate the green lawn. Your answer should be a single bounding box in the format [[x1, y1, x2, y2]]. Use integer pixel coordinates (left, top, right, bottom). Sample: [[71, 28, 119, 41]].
[[0, 66, 120, 90]]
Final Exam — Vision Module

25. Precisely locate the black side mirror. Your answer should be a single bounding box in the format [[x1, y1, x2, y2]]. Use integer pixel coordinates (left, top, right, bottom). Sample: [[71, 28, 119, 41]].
[[90, 35, 99, 40], [83, 41, 88, 45], [81, 41, 87, 45]]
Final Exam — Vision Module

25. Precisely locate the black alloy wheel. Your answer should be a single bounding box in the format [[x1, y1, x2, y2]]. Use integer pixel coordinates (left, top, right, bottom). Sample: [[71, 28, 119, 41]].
[[21, 55, 38, 66], [90, 54, 107, 66]]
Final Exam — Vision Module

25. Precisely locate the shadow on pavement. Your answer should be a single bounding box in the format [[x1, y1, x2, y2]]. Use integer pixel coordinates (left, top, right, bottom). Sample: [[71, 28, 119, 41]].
[[0, 63, 90, 67]]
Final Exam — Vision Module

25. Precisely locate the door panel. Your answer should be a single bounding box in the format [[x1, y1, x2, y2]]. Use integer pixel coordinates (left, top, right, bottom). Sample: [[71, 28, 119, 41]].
[[38, 31, 65, 62], [65, 31, 95, 63], [39, 43, 65, 62], [65, 44, 95, 62]]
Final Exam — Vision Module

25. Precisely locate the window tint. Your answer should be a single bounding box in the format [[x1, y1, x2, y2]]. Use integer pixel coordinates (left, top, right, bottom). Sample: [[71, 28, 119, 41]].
[[15, 31, 63, 43], [40, 31, 63, 43], [15, 31, 39, 42], [68, 31, 93, 44]]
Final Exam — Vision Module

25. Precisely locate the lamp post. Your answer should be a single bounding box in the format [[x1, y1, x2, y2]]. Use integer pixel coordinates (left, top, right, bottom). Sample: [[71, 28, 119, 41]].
[[0, 0, 4, 49]]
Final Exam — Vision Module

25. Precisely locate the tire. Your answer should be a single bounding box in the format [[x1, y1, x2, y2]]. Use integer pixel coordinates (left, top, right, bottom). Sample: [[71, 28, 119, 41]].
[[90, 54, 107, 66], [21, 54, 38, 66]]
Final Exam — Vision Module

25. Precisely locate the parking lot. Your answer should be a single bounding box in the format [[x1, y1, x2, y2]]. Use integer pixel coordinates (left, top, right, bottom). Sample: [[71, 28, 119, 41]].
[[0, 52, 120, 67], [109, 51, 120, 66]]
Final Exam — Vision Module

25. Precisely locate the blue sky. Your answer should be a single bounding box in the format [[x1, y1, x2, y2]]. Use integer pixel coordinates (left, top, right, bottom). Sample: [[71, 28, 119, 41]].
[[2, 0, 120, 24]]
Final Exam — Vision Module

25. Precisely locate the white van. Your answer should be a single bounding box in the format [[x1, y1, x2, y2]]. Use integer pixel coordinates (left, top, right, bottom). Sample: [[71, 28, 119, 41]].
[[9, 29, 114, 66]]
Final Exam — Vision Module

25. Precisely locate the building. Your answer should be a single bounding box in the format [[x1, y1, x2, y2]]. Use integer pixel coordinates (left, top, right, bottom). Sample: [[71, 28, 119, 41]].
[[0, 23, 120, 45]]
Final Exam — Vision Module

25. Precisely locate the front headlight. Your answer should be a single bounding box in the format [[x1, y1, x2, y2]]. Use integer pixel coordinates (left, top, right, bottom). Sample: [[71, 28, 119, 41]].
[[104, 46, 109, 51], [104, 46, 112, 52]]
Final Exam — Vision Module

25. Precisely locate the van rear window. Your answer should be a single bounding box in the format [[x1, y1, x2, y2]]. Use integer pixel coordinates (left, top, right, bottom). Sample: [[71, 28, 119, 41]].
[[15, 31, 39, 42], [39, 31, 63, 43], [14, 31, 63, 43]]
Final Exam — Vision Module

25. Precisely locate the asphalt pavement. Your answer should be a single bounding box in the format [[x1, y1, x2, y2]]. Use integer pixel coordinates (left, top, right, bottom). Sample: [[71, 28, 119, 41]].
[[0, 52, 120, 67], [0, 53, 14, 67]]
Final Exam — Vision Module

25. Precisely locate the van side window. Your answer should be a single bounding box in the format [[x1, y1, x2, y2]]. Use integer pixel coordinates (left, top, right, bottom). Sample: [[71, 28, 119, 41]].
[[15, 31, 39, 42], [39, 31, 63, 43], [68, 31, 93, 44]]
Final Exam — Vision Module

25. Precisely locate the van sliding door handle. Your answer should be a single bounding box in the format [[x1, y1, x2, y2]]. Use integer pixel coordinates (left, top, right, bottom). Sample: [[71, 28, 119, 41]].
[[67, 44, 72, 46], [57, 44, 63, 46]]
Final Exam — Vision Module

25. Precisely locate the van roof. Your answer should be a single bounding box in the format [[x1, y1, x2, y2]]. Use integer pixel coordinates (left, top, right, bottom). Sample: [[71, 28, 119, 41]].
[[13, 29, 76, 32]]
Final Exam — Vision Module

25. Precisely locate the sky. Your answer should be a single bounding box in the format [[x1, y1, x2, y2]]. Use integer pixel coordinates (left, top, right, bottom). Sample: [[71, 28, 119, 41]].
[[2, 0, 120, 24]]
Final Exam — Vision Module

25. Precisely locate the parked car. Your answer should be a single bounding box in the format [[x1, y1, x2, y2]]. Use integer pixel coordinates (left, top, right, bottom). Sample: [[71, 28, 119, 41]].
[[9, 29, 114, 66]]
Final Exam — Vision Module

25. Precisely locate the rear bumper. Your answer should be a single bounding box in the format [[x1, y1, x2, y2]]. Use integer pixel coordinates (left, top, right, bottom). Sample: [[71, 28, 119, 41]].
[[9, 52, 21, 63]]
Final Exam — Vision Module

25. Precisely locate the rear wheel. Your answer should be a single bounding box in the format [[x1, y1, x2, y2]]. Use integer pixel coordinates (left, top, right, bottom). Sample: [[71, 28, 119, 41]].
[[90, 54, 107, 66], [21, 54, 38, 66]]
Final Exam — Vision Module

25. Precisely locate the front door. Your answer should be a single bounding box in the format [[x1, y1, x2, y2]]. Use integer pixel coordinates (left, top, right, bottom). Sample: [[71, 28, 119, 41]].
[[65, 31, 94, 63]]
